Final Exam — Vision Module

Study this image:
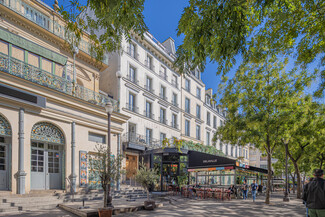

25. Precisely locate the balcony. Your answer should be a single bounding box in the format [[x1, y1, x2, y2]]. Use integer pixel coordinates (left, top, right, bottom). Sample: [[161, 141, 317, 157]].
[[144, 110, 155, 119], [126, 47, 139, 60], [171, 80, 178, 88], [144, 85, 154, 94], [171, 100, 178, 107], [171, 122, 178, 129], [159, 71, 168, 80], [159, 93, 168, 101], [159, 117, 168, 125], [122, 132, 161, 150], [126, 74, 139, 85], [0, 52, 118, 111], [0, 0, 107, 64], [125, 103, 139, 113]]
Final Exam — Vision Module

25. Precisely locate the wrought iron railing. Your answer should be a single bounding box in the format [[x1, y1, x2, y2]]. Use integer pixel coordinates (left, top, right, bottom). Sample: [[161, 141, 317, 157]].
[[159, 93, 168, 101], [0, 52, 118, 111], [159, 71, 168, 80], [171, 100, 178, 107], [0, 0, 108, 64], [144, 110, 154, 119], [159, 117, 167, 125], [126, 74, 139, 85], [122, 132, 161, 149], [144, 85, 154, 94], [171, 122, 178, 129], [125, 103, 139, 113], [171, 80, 178, 88]]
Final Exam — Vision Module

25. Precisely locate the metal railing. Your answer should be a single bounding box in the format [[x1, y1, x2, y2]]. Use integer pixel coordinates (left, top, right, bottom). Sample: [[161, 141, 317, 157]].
[[0, 0, 108, 64], [159, 93, 168, 101], [122, 132, 161, 149], [144, 60, 155, 71], [126, 74, 139, 85], [159, 71, 168, 80], [171, 100, 178, 107], [171, 122, 178, 129], [0, 52, 118, 110], [126, 46, 139, 60], [144, 85, 154, 94], [159, 117, 167, 125], [144, 110, 155, 119], [125, 103, 139, 113], [171, 80, 178, 88]]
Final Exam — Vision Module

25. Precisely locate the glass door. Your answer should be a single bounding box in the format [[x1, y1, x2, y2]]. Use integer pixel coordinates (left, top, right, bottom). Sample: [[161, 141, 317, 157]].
[[0, 143, 8, 190], [162, 163, 178, 191]]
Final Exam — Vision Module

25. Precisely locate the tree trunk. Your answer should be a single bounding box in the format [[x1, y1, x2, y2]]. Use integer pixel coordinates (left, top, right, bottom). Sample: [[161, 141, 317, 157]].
[[147, 189, 150, 201], [293, 161, 302, 199], [103, 186, 107, 208], [265, 151, 272, 204], [292, 174, 295, 194]]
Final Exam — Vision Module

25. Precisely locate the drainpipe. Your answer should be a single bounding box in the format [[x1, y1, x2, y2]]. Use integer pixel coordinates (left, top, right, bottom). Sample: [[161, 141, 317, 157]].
[[117, 134, 121, 191], [17, 108, 26, 194]]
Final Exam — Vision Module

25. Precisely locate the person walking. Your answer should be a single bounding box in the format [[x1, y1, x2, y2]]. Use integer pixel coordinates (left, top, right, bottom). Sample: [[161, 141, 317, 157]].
[[242, 180, 248, 200], [302, 169, 325, 217], [251, 180, 258, 202]]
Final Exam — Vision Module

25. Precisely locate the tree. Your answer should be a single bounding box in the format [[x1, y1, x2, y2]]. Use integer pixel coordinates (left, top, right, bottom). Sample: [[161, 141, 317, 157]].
[[56, 0, 147, 61], [88, 144, 123, 208], [214, 55, 312, 204], [175, 1, 325, 95], [135, 161, 159, 202]]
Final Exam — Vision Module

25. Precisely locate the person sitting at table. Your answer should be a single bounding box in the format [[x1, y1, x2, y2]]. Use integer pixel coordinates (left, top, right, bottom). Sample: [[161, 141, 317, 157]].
[[228, 185, 238, 198]]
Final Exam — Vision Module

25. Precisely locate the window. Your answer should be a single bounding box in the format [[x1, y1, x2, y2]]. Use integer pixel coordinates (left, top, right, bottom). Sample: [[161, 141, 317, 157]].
[[235, 146, 238, 158], [206, 132, 210, 146], [160, 66, 167, 80], [88, 132, 106, 144], [145, 101, 152, 118], [213, 116, 217, 128], [160, 133, 166, 145], [129, 42, 136, 58], [146, 55, 153, 70], [239, 147, 242, 157], [185, 120, 190, 136], [196, 87, 201, 99], [196, 125, 201, 140], [172, 114, 177, 128], [207, 112, 211, 126], [146, 128, 152, 146], [160, 108, 166, 124], [172, 93, 178, 107], [195, 69, 200, 79], [185, 79, 190, 92], [206, 95, 211, 105], [220, 143, 223, 151], [196, 105, 201, 119], [185, 98, 190, 113], [129, 66, 137, 83], [160, 86, 166, 100], [231, 146, 234, 156], [172, 75, 178, 87], [128, 93, 136, 112], [225, 144, 228, 155], [220, 120, 223, 127], [42, 57, 52, 73], [146, 76, 152, 92]]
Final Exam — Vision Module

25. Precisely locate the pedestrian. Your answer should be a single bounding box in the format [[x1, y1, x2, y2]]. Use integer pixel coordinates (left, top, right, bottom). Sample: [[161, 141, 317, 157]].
[[250, 180, 258, 202], [302, 169, 325, 217], [242, 180, 248, 200], [303, 178, 314, 217]]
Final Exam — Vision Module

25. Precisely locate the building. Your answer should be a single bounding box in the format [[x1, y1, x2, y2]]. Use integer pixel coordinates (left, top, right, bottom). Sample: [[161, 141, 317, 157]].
[[0, 0, 129, 194]]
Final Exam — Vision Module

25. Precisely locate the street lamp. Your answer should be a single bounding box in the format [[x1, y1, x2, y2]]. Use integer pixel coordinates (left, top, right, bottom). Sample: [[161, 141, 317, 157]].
[[105, 101, 114, 207]]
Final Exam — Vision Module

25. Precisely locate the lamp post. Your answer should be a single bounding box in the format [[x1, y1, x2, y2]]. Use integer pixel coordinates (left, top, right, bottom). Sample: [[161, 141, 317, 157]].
[[105, 101, 114, 207]]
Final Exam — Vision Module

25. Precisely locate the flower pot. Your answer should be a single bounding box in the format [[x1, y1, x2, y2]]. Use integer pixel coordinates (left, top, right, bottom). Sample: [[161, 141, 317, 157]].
[[98, 208, 113, 217], [144, 200, 156, 210]]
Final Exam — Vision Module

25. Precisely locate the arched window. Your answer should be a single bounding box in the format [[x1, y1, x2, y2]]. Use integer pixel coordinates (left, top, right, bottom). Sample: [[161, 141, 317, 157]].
[[31, 122, 64, 144]]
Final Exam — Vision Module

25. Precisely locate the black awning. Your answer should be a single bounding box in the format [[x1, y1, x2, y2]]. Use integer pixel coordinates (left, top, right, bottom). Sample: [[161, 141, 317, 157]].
[[188, 151, 236, 169], [247, 166, 269, 174]]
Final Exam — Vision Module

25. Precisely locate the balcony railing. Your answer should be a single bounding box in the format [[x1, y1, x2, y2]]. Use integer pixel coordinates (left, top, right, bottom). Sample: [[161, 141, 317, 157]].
[[0, 52, 118, 111], [125, 103, 138, 113], [171, 122, 178, 129], [171, 80, 178, 88], [126, 74, 139, 85], [122, 132, 161, 149], [0, 0, 108, 64], [144, 110, 154, 119], [159, 71, 168, 80], [159, 117, 167, 125], [144, 60, 155, 71], [159, 93, 168, 101], [126, 47, 139, 60], [171, 100, 178, 107], [144, 85, 154, 94]]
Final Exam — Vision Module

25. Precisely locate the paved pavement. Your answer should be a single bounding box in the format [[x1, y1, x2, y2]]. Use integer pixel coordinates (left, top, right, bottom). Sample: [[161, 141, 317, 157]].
[[118, 194, 306, 217], [2, 193, 306, 217]]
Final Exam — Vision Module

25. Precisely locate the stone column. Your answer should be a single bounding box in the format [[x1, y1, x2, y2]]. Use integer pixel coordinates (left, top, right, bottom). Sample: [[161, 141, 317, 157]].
[[69, 122, 77, 193], [17, 108, 26, 194]]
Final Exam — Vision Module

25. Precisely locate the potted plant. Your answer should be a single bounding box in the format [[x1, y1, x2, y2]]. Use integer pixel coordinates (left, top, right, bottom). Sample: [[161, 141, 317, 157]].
[[135, 161, 159, 210], [88, 144, 123, 217]]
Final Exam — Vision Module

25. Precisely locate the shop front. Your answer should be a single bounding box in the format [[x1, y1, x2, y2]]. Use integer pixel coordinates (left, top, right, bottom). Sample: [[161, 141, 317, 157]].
[[145, 148, 269, 191]]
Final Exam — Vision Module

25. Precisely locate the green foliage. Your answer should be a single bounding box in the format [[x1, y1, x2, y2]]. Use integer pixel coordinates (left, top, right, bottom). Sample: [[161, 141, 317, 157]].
[[214, 54, 313, 203], [176, 0, 325, 96], [57, 0, 147, 61], [135, 161, 159, 201]]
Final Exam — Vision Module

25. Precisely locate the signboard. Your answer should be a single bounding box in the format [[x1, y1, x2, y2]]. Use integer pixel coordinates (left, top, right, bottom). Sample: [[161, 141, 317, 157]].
[[79, 151, 87, 187], [188, 150, 236, 169]]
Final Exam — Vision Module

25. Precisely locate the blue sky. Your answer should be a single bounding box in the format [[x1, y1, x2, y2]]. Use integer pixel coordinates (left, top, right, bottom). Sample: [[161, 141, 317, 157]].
[[43, 0, 224, 96]]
